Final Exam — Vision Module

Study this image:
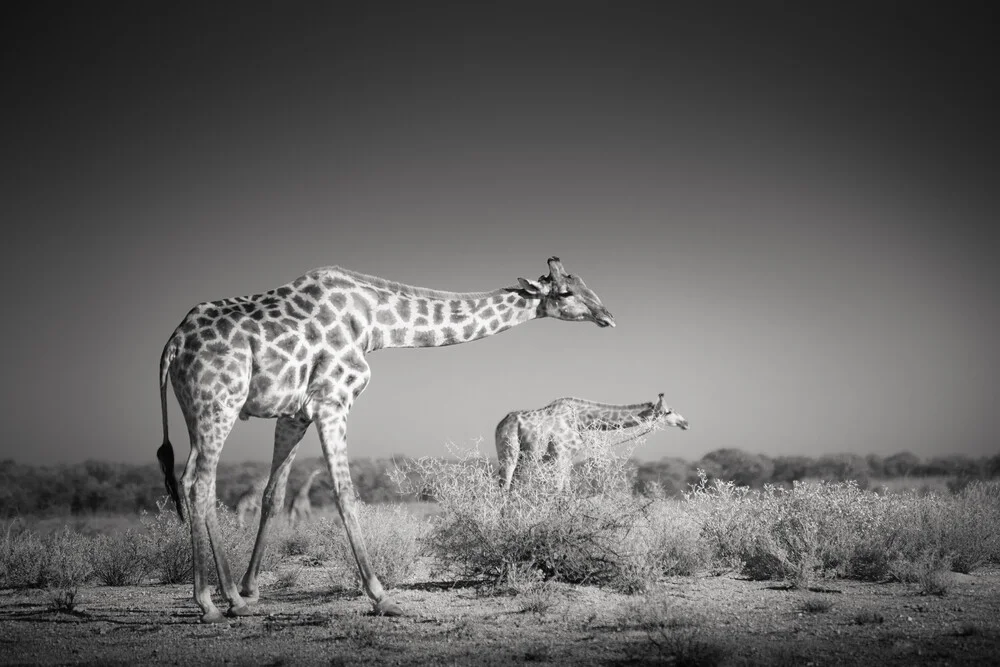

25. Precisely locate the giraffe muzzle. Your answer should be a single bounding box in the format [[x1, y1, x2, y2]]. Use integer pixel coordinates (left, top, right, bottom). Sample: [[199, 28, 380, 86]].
[[594, 310, 616, 328]]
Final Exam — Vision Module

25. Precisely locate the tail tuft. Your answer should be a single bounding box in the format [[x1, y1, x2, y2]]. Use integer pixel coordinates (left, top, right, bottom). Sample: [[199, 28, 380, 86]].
[[157, 337, 184, 522], [157, 440, 184, 522]]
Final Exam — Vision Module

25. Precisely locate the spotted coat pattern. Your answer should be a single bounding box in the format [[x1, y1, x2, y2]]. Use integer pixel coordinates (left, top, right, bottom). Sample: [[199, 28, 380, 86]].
[[495, 393, 689, 491], [234, 478, 267, 529], [288, 469, 322, 527], [156, 257, 614, 622]]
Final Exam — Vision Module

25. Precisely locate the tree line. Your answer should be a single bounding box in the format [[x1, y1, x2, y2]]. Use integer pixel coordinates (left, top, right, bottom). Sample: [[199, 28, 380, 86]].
[[1, 449, 998, 517]]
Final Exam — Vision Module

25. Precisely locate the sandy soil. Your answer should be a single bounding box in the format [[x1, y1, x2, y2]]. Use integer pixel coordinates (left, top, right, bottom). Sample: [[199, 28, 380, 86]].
[[1, 562, 998, 666]]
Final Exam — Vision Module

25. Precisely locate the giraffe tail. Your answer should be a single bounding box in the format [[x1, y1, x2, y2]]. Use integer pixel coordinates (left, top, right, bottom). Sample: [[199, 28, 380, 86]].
[[156, 338, 185, 522]]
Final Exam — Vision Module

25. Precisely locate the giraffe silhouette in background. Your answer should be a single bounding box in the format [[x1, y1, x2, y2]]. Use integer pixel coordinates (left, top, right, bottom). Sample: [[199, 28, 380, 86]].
[[495, 393, 689, 491], [155, 257, 614, 622], [288, 469, 322, 527], [234, 479, 268, 529]]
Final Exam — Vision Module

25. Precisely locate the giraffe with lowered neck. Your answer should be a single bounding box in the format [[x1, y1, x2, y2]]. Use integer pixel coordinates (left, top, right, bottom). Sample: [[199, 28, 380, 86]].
[[495, 393, 689, 491], [288, 469, 322, 527], [234, 478, 268, 529], [155, 257, 614, 622]]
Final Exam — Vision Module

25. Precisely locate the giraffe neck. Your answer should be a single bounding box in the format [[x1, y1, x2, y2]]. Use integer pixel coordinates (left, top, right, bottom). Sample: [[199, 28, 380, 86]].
[[329, 268, 541, 350], [560, 398, 657, 431], [298, 471, 320, 498]]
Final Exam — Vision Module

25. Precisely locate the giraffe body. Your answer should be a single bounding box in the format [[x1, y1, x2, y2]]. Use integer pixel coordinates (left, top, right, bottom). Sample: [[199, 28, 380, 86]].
[[496, 393, 689, 491], [235, 479, 267, 529], [155, 257, 613, 622], [289, 469, 322, 526]]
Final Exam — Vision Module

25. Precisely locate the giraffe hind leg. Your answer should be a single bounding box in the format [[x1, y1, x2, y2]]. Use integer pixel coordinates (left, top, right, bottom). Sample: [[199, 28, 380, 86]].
[[181, 410, 248, 622]]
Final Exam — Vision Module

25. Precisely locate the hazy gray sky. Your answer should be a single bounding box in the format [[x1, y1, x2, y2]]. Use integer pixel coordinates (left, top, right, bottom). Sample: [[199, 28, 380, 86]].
[[2, 4, 997, 465]]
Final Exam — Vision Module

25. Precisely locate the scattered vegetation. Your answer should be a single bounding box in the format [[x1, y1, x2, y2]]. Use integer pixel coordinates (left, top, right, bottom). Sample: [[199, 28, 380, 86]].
[[394, 432, 708, 595], [90, 528, 151, 585], [324, 503, 426, 592], [688, 473, 1000, 588], [801, 597, 834, 613], [620, 590, 729, 667], [4, 449, 998, 518], [1, 442, 997, 601], [954, 621, 984, 637], [273, 566, 303, 589], [853, 609, 885, 625]]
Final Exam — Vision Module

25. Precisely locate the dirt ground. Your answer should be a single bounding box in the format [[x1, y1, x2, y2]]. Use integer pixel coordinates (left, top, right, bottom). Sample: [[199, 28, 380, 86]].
[[1, 561, 998, 666]]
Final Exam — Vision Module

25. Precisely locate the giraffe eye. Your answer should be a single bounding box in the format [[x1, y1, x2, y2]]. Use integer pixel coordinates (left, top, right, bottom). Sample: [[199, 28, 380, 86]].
[[556, 291, 573, 298]]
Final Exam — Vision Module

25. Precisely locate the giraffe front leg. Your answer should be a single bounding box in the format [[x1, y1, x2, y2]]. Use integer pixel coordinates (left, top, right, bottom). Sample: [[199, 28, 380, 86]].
[[495, 422, 520, 492], [240, 415, 310, 601], [316, 407, 402, 617]]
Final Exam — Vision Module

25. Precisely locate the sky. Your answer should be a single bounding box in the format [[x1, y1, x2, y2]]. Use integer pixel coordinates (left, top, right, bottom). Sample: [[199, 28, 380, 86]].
[[1, 3, 997, 466]]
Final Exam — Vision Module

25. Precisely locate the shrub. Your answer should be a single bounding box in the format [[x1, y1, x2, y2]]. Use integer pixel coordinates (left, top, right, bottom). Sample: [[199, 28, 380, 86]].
[[325, 502, 426, 592], [39, 526, 93, 590], [393, 435, 706, 595], [273, 566, 303, 589], [1, 522, 93, 590], [690, 473, 1000, 586], [1, 521, 47, 588], [90, 528, 152, 586], [801, 597, 833, 613], [853, 610, 884, 625], [140, 496, 280, 584], [140, 499, 193, 584]]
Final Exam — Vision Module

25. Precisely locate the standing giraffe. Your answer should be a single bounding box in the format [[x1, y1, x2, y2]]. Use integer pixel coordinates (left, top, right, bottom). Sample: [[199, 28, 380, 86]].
[[495, 393, 689, 491], [235, 478, 268, 529], [155, 256, 614, 622], [288, 469, 323, 527]]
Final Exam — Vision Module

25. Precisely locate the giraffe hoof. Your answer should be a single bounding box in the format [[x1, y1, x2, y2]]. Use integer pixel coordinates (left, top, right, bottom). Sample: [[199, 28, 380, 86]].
[[200, 610, 228, 624], [373, 599, 404, 617], [227, 604, 253, 618], [239, 587, 260, 603]]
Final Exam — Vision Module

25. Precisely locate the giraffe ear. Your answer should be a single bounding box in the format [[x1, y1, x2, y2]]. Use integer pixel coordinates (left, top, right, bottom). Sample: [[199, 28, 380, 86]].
[[517, 277, 546, 296]]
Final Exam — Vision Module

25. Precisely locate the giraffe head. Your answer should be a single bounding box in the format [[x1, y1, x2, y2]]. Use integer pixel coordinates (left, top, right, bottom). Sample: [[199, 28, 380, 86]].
[[643, 393, 689, 430], [516, 256, 616, 327]]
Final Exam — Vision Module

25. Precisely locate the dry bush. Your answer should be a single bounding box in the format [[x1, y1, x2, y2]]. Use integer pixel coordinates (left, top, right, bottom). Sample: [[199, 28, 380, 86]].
[[393, 433, 708, 594], [90, 528, 152, 586], [273, 566, 303, 589], [0, 520, 47, 588], [1, 521, 93, 592], [801, 597, 834, 613], [324, 503, 426, 592], [140, 499, 193, 583], [39, 526, 93, 589], [618, 590, 729, 667], [690, 473, 1000, 586], [140, 497, 281, 584]]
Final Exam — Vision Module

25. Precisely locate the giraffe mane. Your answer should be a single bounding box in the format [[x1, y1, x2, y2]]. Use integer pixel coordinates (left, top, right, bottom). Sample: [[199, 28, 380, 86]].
[[320, 266, 522, 301], [549, 397, 655, 411]]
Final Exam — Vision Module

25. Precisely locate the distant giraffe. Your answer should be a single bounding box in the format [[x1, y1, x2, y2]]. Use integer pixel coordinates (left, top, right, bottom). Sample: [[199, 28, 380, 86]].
[[235, 479, 267, 529], [155, 257, 614, 622], [288, 469, 322, 526], [495, 393, 689, 491]]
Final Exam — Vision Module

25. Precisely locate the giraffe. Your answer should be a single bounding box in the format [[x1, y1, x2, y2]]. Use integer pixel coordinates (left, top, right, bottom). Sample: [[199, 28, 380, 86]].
[[235, 478, 267, 529], [288, 469, 323, 527], [495, 393, 689, 491], [155, 256, 614, 622]]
